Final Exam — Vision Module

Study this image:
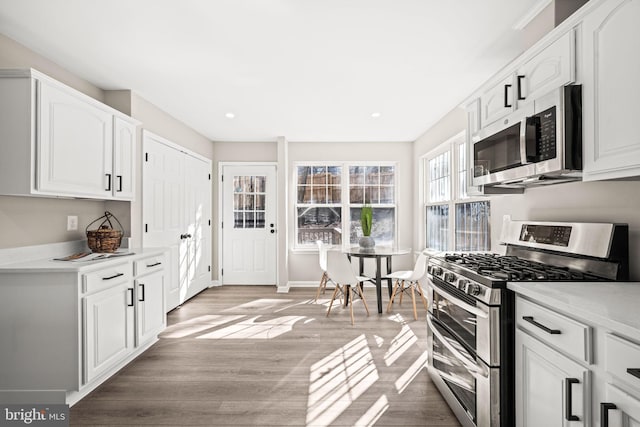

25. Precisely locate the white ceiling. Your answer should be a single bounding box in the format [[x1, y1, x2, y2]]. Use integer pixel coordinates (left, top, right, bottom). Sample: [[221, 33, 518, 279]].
[[0, 0, 548, 142]]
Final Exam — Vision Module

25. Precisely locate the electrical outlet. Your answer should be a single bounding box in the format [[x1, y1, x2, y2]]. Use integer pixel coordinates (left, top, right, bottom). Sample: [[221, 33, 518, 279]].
[[67, 215, 78, 231]]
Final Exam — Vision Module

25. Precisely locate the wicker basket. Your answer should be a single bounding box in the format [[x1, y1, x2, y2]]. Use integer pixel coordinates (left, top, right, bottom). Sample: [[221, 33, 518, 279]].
[[86, 212, 124, 253]]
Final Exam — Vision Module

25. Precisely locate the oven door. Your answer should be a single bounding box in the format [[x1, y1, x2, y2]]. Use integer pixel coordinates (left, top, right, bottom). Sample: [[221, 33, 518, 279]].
[[428, 279, 500, 366], [428, 315, 498, 427]]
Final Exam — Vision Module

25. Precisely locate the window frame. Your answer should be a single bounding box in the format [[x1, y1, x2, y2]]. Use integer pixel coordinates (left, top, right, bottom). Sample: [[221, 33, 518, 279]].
[[422, 131, 490, 251], [293, 161, 398, 251]]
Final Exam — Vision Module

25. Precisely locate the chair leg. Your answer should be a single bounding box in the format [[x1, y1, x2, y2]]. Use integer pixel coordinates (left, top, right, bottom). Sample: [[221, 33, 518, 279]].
[[326, 283, 341, 316], [348, 285, 355, 326], [410, 281, 418, 321], [357, 285, 370, 316], [315, 272, 327, 302], [386, 279, 401, 313], [416, 281, 429, 311], [398, 280, 406, 305]]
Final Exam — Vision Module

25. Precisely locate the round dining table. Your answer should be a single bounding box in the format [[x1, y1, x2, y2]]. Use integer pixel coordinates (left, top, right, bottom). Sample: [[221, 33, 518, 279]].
[[343, 246, 411, 314]]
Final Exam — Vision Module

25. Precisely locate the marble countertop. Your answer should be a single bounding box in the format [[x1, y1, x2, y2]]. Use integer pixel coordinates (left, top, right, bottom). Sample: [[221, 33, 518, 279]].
[[508, 281, 640, 339]]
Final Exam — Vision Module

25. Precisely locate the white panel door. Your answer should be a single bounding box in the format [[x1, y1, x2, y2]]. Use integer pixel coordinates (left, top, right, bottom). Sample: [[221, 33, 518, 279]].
[[113, 116, 136, 200], [135, 270, 165, 346], [183, 154, 212, 301], [222, 164, 277, 285], [142, 135, 184, 311]]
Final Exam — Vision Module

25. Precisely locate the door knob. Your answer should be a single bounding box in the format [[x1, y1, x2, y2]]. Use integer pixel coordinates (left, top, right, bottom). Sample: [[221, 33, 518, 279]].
[[270, 229, 275, 234]]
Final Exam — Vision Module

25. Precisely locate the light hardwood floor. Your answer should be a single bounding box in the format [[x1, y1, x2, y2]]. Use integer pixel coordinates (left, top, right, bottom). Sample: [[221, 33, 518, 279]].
[[71, 285, 461, 426]]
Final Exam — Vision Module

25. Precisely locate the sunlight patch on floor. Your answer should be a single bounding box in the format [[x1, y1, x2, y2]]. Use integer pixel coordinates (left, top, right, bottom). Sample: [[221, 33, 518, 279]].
[[196, 315, 307, 339], [222, 298, 293, 312], [306, 334, 378, 427], [395, 351, 429, 394], [353, 395, 389, 427], [161, 315, 246, 338], [384, 324, 418, 367]]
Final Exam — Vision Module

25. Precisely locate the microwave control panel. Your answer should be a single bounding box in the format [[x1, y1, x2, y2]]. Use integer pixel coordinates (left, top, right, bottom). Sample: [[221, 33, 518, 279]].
[[534, 106, 557, 161]]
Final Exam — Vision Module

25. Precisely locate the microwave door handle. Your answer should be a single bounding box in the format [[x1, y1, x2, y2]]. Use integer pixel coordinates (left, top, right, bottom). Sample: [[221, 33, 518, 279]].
[[427, 316, 487, 377], [432, 284, 489, 319], [520, 116, 539, 164], [520, 118, 530, 165]]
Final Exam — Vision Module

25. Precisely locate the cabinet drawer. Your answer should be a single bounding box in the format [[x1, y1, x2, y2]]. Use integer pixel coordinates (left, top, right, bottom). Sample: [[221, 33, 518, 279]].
[[134, 255, 165, 277], [83, 263, 131, 294], [516, 297, 592, 363], [605, 334, 640, 393]]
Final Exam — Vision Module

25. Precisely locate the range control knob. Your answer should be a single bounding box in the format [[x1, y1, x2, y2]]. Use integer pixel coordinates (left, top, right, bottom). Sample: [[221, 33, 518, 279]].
[[431, 267, 443, 277], [443, 272, 456, 283], [457, 279, 470, 290], [467, 283, 482, 296]]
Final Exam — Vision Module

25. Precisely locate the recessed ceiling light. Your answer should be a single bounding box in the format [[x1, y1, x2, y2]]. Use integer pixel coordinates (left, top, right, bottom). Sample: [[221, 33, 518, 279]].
[[371, 112, 381, 118], [225, 112, 235, 119]]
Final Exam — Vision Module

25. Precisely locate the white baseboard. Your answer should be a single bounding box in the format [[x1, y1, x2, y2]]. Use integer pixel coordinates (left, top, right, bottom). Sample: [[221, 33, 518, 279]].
[[209, 280, 221, 287], [277, 281, 335, 293]]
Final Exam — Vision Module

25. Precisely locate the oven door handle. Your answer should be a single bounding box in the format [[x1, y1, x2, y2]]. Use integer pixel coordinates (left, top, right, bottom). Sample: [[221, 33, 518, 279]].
[[427, 315, 487, 377], [432, 285, 489, 319]]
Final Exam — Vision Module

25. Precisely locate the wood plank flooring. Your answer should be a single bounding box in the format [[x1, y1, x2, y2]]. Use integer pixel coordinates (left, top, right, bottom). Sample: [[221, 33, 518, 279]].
[[70, 285, 461, 426]]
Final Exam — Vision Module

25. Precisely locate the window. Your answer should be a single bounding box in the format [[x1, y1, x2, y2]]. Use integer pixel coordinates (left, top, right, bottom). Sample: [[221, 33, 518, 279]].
[[295, 163, 397, 248], [424, 132, 490, 252]]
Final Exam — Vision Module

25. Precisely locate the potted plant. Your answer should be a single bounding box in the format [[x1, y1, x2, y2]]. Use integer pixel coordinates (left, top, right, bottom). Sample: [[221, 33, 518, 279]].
[[359, 204, 375, 249]]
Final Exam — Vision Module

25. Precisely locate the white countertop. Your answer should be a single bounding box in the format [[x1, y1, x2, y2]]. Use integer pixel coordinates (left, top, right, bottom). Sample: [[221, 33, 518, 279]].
[[508, 281, 640, 339], [0, 246, 167, 273]]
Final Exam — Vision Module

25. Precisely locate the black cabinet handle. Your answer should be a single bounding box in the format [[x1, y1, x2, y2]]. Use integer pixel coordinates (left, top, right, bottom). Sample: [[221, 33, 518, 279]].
[[600, 402, 616, 427], [139, 284, 145, 302], [564, 378, 580, 421], [105, 173, 112, 191], [146, 262, 162, 268], [127, 288, 134, 307], [627, 368, 640, 379], [504, 84, 512, 108], [523, 316, 561, 334], [102, 272, 124, 281], [517, 75, 526, 100], [180, 233, 192, 239], [117, 175, 123, 192], [565, 378, 580, 421]]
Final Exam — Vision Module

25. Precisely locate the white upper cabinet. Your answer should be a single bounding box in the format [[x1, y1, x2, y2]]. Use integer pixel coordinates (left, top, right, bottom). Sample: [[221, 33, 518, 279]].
[[581, 0, 640, 181], [113, 116, 136, 200], [478, 30, 576, 130], [480, 74, 516, 128], [38, 79, 114, 198], [0, 69, 138, 200], [516, 30, 575, 106]]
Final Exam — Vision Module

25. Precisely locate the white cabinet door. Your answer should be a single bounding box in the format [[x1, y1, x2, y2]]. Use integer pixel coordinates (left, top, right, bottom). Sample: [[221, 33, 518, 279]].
[[136, 269, 165, 346], [38, 80, 113, 198], [516, 30, 575, 106], [516, 329, 591, 427], [113, 116, 136, 200], [582, 0, 640, 181], [603, 384, 640, 427], [83, 282, 133, 384], [480, 74, 515, 127]]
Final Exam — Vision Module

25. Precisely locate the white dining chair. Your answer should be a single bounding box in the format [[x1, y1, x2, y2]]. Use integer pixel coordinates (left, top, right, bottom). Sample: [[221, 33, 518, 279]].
[[385, 251, 429, 320], [325, 250, 370, 325]]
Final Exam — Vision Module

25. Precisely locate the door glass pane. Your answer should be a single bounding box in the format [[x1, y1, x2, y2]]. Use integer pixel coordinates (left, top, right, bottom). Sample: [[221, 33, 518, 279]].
[[233, 175, 266, 229]]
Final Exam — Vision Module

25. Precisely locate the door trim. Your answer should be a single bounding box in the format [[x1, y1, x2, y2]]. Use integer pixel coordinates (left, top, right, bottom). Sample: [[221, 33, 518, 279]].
[[218, 161, 278, 286]]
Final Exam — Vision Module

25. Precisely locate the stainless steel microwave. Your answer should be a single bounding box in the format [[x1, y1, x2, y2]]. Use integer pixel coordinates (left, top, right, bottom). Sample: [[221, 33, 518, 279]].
[[472, 85, 582, 188]]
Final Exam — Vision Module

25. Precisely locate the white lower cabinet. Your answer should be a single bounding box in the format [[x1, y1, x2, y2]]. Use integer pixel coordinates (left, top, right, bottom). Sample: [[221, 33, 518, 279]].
[[603, 384, 640, 427], [516, 329, 590, 426], [83, 281, 133, 384], [0, 250, 167, 405]]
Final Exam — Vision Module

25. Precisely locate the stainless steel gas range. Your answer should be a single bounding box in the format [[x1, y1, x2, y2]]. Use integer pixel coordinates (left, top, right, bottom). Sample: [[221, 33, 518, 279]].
[[426, 218, 629, 427]]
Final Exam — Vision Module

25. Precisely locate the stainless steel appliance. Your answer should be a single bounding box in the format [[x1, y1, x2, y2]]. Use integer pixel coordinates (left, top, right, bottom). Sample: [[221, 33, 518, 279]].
[[472, 85, 582, 189], [426, 218, 629, 427]]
